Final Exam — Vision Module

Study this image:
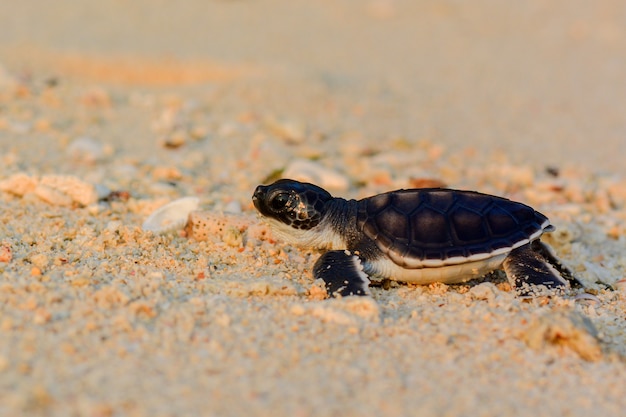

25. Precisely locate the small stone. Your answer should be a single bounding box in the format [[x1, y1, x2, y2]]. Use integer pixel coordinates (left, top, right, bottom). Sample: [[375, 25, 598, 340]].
[[33, 308, 52, 324], [142, 197, 200, 234], [189, 125, 208, 140], [0, 242, 12, 263], [151, 166, 183, 181], [30, 253, 49, 270], [66, 137, 113, 164], [160, 130, 187, 149], [573, 292, 601, 306]]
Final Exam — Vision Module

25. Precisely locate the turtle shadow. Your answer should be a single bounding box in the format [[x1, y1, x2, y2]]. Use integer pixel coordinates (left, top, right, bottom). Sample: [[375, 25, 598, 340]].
[[370, 270, 509, 293]]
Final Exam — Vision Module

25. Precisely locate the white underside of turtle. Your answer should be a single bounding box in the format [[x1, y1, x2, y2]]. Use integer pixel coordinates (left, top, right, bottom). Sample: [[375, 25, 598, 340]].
[[367, 252, 509, 284]]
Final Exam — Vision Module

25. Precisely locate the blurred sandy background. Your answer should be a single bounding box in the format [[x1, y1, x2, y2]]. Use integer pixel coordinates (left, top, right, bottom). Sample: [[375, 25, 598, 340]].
[[2, 0, 626, 172]]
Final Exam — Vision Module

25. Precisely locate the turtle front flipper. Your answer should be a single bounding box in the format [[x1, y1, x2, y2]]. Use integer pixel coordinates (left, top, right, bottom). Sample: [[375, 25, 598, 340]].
[[313, 250, 371, 297], [503, 244, 570, 296]]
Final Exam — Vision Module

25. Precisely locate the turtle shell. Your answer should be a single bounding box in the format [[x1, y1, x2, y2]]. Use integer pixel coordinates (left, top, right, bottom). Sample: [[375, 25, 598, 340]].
[[356, 188, 550, 268]]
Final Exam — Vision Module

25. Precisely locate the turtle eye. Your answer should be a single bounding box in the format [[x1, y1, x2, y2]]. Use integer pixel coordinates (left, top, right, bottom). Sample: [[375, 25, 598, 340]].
[[269, 192, 290, 211]]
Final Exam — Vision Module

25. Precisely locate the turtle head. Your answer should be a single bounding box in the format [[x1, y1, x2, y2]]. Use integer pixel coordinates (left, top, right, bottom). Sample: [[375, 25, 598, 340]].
[[252, 179, 332, 230]]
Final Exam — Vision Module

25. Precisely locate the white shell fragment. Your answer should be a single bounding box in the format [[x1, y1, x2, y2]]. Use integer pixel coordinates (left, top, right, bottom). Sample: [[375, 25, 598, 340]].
[[282, 159, 350, 191], [573, 292, 601, 305], [142, 197, 200, 234]]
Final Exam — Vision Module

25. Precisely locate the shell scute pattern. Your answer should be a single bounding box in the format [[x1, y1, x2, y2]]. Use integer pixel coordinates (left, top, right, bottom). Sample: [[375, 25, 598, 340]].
[[390, 191, 424, 213], [366, 192, 392, 215], [451, 207, 486, 242], [380, 207, 410, 241], [410, 207, 449, 245], [357, 188, 548, 267], [421, 190, 456, 213], [486, 206, 518, 235]]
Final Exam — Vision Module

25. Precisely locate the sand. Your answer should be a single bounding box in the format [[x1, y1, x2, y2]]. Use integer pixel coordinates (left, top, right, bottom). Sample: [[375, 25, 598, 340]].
[[1, 1, 626, 416]]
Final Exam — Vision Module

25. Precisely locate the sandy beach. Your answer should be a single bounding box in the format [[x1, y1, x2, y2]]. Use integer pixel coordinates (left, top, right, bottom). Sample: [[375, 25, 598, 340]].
[[1, 1, 626, 416]]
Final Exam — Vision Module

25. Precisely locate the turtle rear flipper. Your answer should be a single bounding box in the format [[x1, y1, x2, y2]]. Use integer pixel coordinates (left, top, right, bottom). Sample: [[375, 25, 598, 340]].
[[313, 250, 371, 297], [503, 245, 570, 296], [531, 240, 580, 287]]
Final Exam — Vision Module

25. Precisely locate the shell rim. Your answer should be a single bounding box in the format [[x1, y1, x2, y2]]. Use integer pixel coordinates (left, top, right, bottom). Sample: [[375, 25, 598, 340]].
[[384, 219, 551, 268]]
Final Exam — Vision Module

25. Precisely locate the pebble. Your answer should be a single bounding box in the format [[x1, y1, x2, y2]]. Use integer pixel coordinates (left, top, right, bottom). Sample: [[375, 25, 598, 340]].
[[0, 243, 12, 263], [572, 292, 601, 305], [151, 166, 183, 181], [160, 130, 187, 149], [142, 196, 200, 234], [66, 137, 113, 164], [30, 253, 50, 271], [282, 159, 350, 191]]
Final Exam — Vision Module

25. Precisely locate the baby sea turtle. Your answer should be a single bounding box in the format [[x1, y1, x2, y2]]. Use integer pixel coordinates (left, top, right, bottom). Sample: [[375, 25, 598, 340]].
[[252, 179, 577, 297]]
